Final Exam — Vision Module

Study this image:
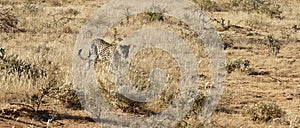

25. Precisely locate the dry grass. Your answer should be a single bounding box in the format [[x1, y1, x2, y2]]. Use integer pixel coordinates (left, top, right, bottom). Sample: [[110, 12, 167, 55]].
[[0, 0, 299, 127]]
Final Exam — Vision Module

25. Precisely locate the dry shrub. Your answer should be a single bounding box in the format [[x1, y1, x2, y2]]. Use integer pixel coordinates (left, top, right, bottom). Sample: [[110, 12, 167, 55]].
[[175, 92, 207, 128], [41, 11, 75, 34], [28, 0, 66, 6], [46, 83, 81, 110], [0, 8, 24, 33], [0, 48, 46, 80], [38, 63, 81, 110], [243, 101, 286, 122], [46, 0, 71, 6], [230, 0, 282, 18], [226, 59, 250, 73], [193, 0, 221, 12], [144, 12, 165, 22], [223, 41, 234, 50], [0, 47, 81, 110], [265, 35, 280, 57], [31, 64, 81, 110], [64, 8, 80, 16]]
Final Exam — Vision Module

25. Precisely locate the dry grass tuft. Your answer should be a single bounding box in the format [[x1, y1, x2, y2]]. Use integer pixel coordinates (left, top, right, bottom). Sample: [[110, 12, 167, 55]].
[[243, 101, 286, 122], [226, 58, 250, 73], [230, 0, 282, 18], [193, 0, 221, 12], [0, 8, 24, 33], [0, 47, 81, 110], [0, 48, 46, 80]]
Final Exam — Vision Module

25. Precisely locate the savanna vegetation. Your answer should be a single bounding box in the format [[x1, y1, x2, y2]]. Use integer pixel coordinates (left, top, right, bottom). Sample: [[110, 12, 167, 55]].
[[0, 0, 299, 127]]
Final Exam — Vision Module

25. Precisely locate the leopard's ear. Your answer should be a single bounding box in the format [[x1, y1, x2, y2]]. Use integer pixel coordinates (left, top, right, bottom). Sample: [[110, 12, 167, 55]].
[[119, 45, 130, 59], [91, 38, 111, 45], [91, 38, 104, 44]]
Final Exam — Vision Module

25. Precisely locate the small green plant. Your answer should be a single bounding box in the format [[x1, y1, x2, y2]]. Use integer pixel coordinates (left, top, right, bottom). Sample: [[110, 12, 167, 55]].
[[144, 4, 167, 22], [243, 101, 286, 122], [144, 12, 164, 22], [226, 59, 250, 73]]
